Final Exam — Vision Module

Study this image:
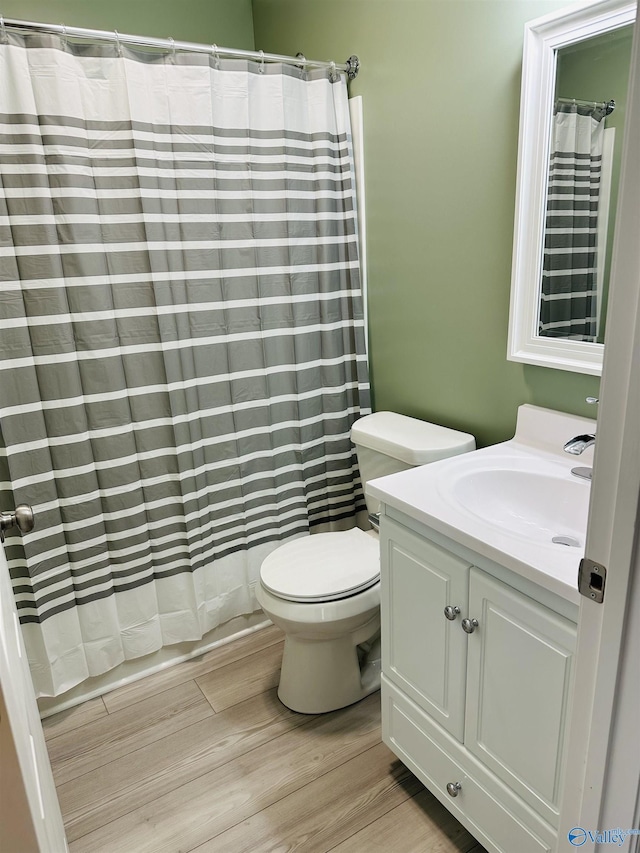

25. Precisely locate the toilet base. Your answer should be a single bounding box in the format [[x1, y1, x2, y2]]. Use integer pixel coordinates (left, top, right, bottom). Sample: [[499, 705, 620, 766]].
[[277, 614, 381, 714], [255, 575, 381, 715]]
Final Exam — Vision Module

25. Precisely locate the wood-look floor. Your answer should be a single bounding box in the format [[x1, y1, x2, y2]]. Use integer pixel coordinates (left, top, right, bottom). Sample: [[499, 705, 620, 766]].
[[43, 625, 488, 853]]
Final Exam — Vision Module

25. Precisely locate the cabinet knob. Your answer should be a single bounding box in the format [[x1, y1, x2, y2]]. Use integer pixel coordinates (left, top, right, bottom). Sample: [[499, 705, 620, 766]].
[[444, 605, 461, 621], [446, 781, 462, 797], [461, 617, 479, 634]]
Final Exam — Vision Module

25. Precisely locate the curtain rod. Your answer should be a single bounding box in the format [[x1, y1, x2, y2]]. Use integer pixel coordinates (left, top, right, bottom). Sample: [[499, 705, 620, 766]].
[[556, 97, 615, 115], [0, 16, 360, 79]]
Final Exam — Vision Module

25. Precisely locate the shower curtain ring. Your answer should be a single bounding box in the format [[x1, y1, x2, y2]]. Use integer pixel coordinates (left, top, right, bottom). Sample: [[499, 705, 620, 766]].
[[168, 36, 175, 60], [211, 43, 220, 69], [61, 24, 67, 49], [114, 29, 122, 56], [330, 61, 337, 83], [258, 49, 265, 73], [0, 17, 7, 44]]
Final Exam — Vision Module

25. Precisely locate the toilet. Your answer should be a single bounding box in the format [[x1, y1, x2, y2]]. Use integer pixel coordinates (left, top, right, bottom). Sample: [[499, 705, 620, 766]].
[[256, 411, 475, 714]]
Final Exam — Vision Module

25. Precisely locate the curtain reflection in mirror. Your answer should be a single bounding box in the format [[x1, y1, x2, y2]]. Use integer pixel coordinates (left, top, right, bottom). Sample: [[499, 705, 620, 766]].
[[539, 101, 610, 342]]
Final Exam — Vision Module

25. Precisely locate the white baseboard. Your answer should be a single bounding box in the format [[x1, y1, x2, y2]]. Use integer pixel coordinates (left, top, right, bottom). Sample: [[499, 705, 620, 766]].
[[38, 610, 271, 719]]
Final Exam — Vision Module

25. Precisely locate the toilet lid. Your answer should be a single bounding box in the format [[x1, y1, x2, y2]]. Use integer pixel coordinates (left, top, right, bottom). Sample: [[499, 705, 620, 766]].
[[260, 528, 380, 603]]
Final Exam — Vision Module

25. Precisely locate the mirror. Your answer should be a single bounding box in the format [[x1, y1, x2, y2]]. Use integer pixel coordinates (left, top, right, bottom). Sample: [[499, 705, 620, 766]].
[[507, 0, 636, 376]]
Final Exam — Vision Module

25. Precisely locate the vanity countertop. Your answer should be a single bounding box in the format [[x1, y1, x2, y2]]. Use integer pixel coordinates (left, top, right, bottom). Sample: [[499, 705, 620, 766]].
[[367, 405, 596, 605]]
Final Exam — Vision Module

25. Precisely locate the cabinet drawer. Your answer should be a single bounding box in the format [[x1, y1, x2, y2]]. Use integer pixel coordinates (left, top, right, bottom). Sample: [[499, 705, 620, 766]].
[[382, 678, 553, 853]]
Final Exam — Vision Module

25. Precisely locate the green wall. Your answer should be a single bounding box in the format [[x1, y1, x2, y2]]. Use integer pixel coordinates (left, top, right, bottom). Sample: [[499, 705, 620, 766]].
[[252, 0, 603, 446], [1, 0, 255, 50]]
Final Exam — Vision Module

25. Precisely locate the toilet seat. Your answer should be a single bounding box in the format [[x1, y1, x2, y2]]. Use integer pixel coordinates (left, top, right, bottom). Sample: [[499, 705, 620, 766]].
[[260, 528, 379, 603]]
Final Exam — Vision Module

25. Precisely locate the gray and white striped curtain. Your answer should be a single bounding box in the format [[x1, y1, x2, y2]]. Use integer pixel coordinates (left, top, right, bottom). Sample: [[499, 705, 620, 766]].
[[539, 103, 605, 341], [0, 32, 370, 696]]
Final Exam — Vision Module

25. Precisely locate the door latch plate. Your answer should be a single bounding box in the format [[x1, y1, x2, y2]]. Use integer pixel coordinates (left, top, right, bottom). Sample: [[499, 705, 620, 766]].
[[578, 557, 607, 603]]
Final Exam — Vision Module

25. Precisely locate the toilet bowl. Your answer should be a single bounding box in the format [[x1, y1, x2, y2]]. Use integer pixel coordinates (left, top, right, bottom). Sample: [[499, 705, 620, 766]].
[[255, 527, 381, 714], [257, 412, 475, 714]]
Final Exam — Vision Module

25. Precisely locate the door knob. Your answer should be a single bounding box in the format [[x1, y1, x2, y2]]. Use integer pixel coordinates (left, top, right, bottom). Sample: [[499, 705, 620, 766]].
[[0, 504, 35, 542], [446, 781, 462, 797], [444, 605, 461, 621], [461, 617, 479, 634]]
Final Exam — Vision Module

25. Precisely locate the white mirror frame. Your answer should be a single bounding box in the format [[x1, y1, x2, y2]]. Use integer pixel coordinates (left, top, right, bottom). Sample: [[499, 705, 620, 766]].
[[507, 0, 636, 376]]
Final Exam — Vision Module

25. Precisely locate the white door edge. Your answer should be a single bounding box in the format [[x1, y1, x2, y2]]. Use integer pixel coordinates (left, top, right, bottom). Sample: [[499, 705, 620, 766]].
[[557, 8, 640, 850], [0, 541, 68, 852]]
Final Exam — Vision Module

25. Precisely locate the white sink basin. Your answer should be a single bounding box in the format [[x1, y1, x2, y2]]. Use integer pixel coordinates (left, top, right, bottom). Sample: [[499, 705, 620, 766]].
[[450, 466, 589, 548], [367, 405, 597, 604]]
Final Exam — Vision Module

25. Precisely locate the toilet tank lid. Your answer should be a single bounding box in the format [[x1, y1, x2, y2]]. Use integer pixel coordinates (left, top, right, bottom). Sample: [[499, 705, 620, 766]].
[[351, 411, 475, 465]]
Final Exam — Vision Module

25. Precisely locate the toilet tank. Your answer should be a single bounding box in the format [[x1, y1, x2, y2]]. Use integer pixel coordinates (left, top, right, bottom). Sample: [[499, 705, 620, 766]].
[[351, 411, 475, 517]]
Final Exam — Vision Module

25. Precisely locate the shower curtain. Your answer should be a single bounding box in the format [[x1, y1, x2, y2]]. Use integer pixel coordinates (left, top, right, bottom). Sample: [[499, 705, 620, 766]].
[[0, 32, 370, 696], [539, 102, 605, 341]]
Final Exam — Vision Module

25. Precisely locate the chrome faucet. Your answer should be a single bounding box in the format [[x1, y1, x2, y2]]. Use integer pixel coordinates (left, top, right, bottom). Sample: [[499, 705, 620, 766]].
[[564, 434, 596, 455], [564, 433, 596, 480]]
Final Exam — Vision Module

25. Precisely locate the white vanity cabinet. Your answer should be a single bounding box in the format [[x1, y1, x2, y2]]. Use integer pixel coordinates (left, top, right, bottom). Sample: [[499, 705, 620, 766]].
[[380, 513, 577, 853]]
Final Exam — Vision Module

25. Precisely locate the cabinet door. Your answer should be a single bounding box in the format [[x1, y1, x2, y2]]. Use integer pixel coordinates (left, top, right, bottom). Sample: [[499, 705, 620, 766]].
[[381, 518, 470, 740], [465, 568, 576, 828]]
